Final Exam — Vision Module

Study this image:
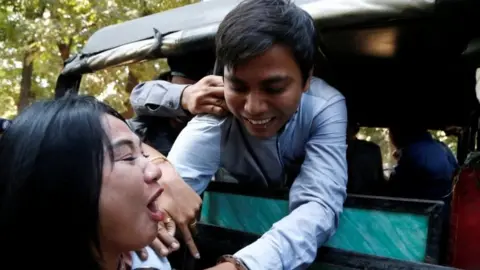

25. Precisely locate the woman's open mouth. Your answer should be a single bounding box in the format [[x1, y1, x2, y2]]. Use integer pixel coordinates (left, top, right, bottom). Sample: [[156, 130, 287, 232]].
[[147, 188, 164, 222]]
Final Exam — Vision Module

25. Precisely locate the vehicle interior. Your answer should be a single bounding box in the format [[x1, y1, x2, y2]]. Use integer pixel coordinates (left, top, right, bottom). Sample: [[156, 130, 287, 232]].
[[54, 0, 480, 269]]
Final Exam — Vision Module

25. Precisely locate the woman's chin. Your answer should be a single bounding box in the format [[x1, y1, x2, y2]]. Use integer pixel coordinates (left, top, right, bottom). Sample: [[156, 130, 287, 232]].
[[122, 217, 160, 251], [129, 234, 157, 253], [145, 222, 159, 243], [129, 223, 159, 251]]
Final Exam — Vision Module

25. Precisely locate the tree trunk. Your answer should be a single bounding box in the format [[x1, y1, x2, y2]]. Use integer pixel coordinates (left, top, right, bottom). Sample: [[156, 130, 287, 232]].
[[57, 40, 72, 61], [17, 51, 34, 112], [122, 70, 139, 118]]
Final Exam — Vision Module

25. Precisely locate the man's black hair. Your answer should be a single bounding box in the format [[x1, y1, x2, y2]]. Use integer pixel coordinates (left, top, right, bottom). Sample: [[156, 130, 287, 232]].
[[389, 125, 429, 148], [216, 0, 317, 84]]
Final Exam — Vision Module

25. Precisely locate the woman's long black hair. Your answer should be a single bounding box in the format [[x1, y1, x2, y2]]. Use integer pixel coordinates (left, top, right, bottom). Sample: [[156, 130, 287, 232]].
[[0, 94, 126, 269]]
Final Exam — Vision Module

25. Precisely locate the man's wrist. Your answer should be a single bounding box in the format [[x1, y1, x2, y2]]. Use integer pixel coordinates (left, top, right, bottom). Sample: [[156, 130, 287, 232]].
[[180, 85, 192, 113], [217, 255, 249, 270]]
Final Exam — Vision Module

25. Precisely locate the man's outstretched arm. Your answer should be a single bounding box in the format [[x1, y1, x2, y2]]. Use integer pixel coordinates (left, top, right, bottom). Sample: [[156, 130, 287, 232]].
[[232, 96, 348, 270], [167, 113, 224, 194]]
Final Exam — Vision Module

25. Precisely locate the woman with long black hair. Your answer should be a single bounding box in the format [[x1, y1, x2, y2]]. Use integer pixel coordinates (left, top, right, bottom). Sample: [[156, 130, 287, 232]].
[[0, 95, 169, 269]]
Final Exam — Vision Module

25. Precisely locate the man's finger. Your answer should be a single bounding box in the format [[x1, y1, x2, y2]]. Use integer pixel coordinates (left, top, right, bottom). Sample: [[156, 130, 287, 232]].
[[204, 75, 224, 86], [206, 86, 225, 98], [150, 237, 171, 257], [180, 224, 200, 259], [158, 224, 180, 251], [122, 252, 133, 266], [201, 95, 227, 108], [164, 217, 176, 236], [214, 98, 227, 108], [134, 248, 149, 261], [209, 105, 227, 116]]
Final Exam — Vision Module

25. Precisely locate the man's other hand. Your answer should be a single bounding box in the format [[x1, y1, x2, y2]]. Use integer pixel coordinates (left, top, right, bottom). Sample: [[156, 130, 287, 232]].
[[135, 214, 177, 259], [181, 75, 228, 116], [153, 156, 202, 259]]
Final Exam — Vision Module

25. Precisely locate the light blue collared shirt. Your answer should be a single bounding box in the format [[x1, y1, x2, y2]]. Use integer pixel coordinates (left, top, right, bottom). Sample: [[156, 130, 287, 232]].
[[167, 77, 348, 270], [131, 246, 171, 270]]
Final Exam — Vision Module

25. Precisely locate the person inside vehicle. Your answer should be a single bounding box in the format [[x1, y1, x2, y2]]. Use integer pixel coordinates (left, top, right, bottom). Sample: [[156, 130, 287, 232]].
[[131, 0, 348, 269], [387, 125, 458, 264], [346, 121, 385, 195], [0, 94, 177, 269], [387, 125, 458, 201]]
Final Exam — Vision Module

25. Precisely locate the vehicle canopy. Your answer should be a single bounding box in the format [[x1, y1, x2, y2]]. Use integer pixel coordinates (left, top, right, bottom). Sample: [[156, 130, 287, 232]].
[[57, 0, 480, 130]]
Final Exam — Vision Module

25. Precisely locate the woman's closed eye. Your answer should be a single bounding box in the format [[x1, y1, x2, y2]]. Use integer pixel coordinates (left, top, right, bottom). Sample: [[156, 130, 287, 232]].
[[121, 155, 136, 162], [118, 152, 149, 163]]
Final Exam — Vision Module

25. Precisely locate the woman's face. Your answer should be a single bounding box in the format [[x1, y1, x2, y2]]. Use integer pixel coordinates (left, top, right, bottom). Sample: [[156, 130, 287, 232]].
[[99, 114, 164, 252]]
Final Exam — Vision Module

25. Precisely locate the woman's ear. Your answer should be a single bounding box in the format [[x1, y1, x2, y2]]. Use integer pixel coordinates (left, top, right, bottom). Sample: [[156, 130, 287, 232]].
[[302, 69, 314, 93]]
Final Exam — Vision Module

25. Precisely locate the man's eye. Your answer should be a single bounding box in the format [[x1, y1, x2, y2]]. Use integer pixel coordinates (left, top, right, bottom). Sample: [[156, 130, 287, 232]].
[[265, 87, 285, 94], [229, 84, 247, 93]]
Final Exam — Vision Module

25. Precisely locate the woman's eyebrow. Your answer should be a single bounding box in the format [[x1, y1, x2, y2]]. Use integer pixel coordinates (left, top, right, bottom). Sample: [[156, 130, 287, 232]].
[[111, 139, 135, 150], [111, 136, 143, 150]]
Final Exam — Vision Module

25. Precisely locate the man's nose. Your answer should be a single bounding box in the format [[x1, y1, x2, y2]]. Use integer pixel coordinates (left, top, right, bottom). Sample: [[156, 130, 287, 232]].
[[144, 161, 162, 184], [244, 91, 268, 115]]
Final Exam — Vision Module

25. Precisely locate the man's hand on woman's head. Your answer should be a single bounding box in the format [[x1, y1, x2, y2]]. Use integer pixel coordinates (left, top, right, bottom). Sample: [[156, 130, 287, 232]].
[[181, 75, 228, 116]]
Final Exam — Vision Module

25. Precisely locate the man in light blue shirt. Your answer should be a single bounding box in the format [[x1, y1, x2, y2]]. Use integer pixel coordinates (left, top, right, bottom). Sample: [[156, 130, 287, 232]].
[[132, 0, 348, 269]]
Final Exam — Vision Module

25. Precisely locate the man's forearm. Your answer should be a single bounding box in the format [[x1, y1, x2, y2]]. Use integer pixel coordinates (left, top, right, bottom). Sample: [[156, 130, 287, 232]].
[[234, 202, 337, 270]]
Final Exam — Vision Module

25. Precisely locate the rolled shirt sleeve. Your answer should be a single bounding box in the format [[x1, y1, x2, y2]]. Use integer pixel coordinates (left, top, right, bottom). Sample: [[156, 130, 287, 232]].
[[130, 80, 189, 118]]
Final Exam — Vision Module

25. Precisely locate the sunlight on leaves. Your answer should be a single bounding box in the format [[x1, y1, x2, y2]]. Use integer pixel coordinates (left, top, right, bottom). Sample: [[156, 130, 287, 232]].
[[0, 0, 198, 118]]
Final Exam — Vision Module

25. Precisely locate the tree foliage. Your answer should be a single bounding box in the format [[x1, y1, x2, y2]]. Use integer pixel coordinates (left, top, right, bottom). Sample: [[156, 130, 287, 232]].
[[0, 0, 459, 164], [0, 0, 197, 118]]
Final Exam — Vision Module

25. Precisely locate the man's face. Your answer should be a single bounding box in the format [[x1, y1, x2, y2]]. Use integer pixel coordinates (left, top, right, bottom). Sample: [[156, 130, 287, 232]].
[[223, 44, 310, 139]]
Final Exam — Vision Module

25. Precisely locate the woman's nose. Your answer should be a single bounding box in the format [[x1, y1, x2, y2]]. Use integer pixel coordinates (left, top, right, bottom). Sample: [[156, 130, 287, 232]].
[[144, 161, 162, 183]]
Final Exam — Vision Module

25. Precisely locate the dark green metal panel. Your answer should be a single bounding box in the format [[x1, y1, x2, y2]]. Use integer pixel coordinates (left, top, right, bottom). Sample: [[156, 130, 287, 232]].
[[309, 263, 356, 270], [200, 192, 429, 262]]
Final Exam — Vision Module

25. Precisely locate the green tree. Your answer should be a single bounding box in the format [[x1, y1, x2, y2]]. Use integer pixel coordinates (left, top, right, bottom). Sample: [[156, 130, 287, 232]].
[[0, 0, 197, 118]]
